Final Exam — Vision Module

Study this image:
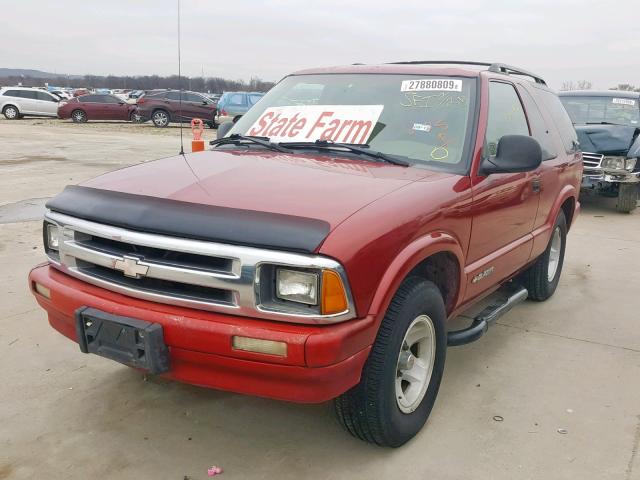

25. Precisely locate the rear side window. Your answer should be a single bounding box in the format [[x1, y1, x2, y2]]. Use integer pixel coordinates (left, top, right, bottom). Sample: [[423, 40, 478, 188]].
[[485, 82, 529, 156], [80, 95, 101, 103], [20, 90, 39, 100], [3, 89, 22, 97], [534, 89, 578, 153], [102, 95, 122, 104], [517, 87, 558, 161], [164, 91, 182, 101], [227, 93, 246, 106]]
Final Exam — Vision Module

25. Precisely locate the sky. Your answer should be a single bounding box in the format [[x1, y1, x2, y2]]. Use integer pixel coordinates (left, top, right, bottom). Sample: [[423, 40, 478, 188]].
[[1, 0, 638, 90]]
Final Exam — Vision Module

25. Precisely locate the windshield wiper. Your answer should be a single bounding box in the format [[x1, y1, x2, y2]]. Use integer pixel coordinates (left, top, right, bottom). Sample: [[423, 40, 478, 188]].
[[280, 140, 410, 166], [585, 121, 625, 126], [210, 134, 292, 153]]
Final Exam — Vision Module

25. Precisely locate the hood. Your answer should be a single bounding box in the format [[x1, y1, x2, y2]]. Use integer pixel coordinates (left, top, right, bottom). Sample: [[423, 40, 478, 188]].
[[48, 149, 449, 252], [82, 149, 442, 230], [575, 124, 640, 157]]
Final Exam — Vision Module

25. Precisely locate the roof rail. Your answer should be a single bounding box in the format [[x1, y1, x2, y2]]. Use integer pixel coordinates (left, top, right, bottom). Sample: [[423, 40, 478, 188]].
[[386, 60, 546, 85]]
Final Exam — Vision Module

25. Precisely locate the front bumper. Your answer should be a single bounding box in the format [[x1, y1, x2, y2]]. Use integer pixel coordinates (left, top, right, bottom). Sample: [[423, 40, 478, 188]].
[[581, 170, 639, 189], [29, 264, 374, 403]]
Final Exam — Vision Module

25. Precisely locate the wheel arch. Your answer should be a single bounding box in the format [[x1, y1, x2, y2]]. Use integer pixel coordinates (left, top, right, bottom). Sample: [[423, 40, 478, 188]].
[[367, 232, 466, 320], [552, 185, 579, 231], [2, 103, 19, 114]]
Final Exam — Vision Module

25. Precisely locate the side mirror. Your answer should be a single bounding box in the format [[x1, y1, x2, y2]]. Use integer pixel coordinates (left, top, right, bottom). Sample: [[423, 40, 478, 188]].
[[202, 100, 208, 105], [217, 121, 234, 139], [480, 135, 542, 175], [118, 101, 125, 105]]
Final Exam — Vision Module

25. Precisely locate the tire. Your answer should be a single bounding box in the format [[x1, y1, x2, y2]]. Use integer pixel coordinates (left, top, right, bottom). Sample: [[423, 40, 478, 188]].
[[616, 184, 637, 213], [151, 109, 170, 127], [335, 277, 447, 447], [71, 109, 87, 123], [522, 210, 567, 301], [129, 111, 144, 123], [3, 105, 19, 120]]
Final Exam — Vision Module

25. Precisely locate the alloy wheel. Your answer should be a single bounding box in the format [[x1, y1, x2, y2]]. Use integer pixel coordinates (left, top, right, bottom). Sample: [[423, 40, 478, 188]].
[[395, 314, 436, 414]]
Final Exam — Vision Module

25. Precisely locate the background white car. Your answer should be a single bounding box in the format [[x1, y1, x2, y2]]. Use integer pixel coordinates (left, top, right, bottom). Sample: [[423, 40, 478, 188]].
[[0, 87, 60, 119]]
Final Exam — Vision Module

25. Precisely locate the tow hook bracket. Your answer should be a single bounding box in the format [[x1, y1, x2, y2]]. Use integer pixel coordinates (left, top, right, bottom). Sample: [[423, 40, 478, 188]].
[[447, 287, 528, 346]]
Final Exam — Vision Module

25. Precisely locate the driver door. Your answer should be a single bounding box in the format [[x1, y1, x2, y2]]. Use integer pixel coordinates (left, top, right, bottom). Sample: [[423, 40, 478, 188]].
[[465, 81, 540, 301]]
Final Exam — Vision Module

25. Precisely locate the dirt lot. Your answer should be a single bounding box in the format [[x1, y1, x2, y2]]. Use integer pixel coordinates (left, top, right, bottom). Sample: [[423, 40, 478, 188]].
[[1, 118, 639, 480]]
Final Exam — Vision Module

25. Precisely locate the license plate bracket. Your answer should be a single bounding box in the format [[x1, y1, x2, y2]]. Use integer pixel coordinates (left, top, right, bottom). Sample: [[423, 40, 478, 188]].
[[75, 307, 170, 374]]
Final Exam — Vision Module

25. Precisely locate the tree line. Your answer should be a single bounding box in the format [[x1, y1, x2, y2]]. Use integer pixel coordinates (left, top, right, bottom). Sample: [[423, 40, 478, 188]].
[[0, 74, 276, 93]]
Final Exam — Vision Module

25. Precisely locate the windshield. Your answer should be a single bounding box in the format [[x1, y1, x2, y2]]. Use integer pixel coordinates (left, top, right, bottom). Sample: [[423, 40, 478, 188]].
[[560, 95, 640, 127], [230, 74, 477, 172]]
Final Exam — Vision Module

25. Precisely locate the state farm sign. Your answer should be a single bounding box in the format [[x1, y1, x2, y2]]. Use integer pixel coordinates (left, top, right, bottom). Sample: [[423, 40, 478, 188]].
[[247, 105, 384, 144]]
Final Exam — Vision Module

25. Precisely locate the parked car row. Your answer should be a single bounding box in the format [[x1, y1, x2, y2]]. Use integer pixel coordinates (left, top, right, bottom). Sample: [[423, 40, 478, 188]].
[[0, 86, 265, 128]]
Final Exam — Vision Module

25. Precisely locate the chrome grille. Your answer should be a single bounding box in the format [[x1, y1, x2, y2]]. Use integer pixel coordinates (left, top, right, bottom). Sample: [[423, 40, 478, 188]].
[[582, 152, 603, 169], [45, 211, 355, 324]]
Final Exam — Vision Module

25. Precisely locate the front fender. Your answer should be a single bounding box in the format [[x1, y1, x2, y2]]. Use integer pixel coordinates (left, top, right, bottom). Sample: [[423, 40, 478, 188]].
[[367, 232, 466, 320]]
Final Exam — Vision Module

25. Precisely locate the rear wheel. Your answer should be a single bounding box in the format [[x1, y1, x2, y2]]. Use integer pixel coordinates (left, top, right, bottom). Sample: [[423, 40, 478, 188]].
[[334, 277, 447, 447], [3, 105, 19, 119], [151, 110, 169, 127], [616, 183, 638, 213], [522, 210, 567, 301], [71, 109, 87, 123]]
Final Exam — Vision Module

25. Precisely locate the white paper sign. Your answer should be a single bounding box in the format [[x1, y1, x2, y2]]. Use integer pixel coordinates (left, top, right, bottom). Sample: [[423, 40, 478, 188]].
[[612, 98, 636, 106], [247, 105, 384, 144], [401, 79, 462, 92]]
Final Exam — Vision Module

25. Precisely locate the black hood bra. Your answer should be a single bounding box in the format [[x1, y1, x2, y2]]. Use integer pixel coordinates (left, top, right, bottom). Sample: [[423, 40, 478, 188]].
[[46, 185, 331, 253]]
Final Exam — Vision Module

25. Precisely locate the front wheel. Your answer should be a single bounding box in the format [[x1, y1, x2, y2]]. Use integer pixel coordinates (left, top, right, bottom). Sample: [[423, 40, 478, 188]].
[[616, 183, 638, 213], [522, 210, 567, 301], [334, 277, 447, 447], [71, 109, 87, 123]]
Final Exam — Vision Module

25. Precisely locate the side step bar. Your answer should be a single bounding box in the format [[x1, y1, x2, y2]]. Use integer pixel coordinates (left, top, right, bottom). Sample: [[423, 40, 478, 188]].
[[447, 287, 528, 346]]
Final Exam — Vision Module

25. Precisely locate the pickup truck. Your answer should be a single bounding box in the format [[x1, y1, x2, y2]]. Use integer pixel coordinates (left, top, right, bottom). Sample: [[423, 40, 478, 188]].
[[29, 61, 582, 447]]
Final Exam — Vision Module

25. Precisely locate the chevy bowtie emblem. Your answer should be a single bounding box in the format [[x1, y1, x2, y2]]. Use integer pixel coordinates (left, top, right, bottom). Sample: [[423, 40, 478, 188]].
[[114, 255, 149, 279]]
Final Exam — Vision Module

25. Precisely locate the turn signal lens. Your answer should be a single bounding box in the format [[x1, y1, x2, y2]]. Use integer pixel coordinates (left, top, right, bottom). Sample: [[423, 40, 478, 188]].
[[34, 282, 51, 299], [232, 336, 287, 357], [321, 270, 348, 315]]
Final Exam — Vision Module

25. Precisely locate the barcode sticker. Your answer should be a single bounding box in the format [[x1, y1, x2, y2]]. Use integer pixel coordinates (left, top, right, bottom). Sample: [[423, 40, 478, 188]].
[[401, 79, 463, 92], [612, 98, 636, 106]]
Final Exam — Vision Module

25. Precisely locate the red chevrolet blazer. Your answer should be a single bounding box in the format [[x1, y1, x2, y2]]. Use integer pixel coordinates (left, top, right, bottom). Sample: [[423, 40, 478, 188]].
[[30, 62, 582, 447]]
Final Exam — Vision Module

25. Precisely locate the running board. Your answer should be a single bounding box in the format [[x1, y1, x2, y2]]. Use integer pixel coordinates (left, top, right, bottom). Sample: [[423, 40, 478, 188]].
[[447, 287, 528, 346]]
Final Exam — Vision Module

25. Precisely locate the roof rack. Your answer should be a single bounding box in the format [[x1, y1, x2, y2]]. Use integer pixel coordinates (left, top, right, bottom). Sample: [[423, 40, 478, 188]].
[[386, 60, 546, 85]]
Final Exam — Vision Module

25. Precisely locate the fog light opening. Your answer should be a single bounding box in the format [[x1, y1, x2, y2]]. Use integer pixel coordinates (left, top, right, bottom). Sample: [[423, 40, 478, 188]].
[[232, 336, 287, 357], [34, 282, 51, 299]]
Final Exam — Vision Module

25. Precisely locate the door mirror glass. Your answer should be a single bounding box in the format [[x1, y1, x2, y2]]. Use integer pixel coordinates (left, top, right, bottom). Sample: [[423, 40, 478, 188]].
[[480, 135, 542, 174]]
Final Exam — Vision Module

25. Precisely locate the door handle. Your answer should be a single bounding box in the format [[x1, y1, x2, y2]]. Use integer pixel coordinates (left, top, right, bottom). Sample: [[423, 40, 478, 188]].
[[532, 177, 541, 193]]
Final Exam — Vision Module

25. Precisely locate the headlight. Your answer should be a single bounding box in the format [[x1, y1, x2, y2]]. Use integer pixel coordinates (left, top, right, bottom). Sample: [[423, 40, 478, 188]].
[[258, 265, 350, 317], [601, 156, 626, 171], [276, 269, 318, 305], [625, 158, 637, 171], [45, 223, 60, 250]]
